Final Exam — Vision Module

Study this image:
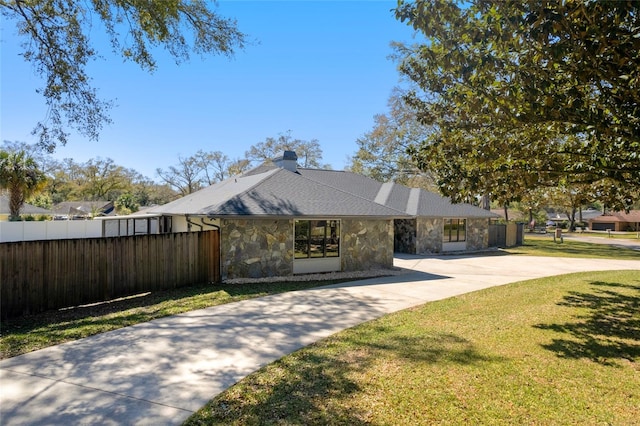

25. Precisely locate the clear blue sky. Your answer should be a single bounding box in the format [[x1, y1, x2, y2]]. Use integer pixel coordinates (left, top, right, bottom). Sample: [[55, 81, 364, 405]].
[[1, 1, 417, 180]]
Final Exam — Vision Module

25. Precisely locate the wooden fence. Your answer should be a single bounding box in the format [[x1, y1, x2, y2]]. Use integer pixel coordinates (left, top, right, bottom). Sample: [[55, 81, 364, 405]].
[[0, 231, 220, 319], [488, 223, 524, 248]]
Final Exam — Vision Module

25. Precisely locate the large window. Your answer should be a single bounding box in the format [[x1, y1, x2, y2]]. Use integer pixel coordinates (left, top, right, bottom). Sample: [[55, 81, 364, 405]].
[[444, 218, 466, 242], [295, 220, 340, 259]]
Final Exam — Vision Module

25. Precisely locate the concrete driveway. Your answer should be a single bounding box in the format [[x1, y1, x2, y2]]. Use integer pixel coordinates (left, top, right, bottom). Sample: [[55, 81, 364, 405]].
[[2, 253, 639, 425]]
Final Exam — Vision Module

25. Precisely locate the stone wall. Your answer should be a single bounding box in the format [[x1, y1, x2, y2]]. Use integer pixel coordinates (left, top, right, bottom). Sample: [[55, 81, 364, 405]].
[[416, 217, 443, 254], [466, 218, 489, 250], [221, 219, 293, 280], [341, 219, 394, 271]]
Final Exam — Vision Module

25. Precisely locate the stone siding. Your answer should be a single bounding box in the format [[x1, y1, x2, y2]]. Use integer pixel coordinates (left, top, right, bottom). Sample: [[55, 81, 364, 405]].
[[221, 219, 293, 280], [466, 218, 489, 250], [416, 217, 443, 254], [341, 219, 394, 271]]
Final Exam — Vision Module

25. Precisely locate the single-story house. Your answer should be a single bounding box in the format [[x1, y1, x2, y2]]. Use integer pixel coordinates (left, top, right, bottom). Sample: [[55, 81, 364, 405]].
[[0, 195, 53, 221], [52, 201, 115, 220], [144, 151, 498, 280], [589, 210, 640, 232]]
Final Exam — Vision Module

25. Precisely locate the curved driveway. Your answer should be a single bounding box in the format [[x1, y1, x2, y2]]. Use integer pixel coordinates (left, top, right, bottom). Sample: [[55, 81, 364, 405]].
[[2, 253, 639, 425]]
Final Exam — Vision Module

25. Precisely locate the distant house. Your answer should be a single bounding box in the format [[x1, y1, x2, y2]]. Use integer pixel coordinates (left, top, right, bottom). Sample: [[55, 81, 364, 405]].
[[52, 201, 115, 220], [0, 195, 52, 221], [588, 210, 640, 232], [143, 151, 498, 280]]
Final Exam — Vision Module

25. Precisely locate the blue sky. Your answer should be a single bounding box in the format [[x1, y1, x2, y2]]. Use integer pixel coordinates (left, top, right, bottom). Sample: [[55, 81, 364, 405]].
[[1, 1, 417, 180]]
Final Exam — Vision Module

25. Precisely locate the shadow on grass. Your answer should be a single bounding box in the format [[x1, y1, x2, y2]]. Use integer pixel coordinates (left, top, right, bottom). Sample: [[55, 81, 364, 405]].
[[0, 280, 347, 358], [186, 328, 502, 425], [534, 280, 640, 366]]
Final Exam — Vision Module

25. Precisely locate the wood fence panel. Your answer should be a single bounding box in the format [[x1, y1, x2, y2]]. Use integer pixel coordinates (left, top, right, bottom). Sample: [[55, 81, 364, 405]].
[[1, 231, 220, 319]]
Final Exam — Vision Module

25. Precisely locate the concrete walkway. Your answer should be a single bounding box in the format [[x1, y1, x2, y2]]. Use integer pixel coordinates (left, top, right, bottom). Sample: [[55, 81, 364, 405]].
[[2, 253, 639, 425]]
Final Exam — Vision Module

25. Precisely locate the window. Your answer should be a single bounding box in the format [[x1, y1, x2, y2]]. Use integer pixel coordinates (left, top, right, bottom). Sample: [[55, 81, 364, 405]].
[[295, 220, 340, 259], [444, 218, 466, 242]]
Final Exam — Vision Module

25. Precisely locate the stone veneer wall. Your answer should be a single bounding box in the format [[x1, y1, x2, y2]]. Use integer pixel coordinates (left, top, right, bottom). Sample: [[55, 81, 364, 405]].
[[466, 218, 489, 250], [341, 219, 394, 271], [416, 217, 443, 254], [221, 219, 293, 280], [394, 219, 416, 254]]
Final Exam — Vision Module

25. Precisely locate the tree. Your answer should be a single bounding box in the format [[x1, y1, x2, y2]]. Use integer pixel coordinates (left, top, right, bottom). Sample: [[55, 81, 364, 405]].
[[246, 132, 327, 168], [394, 0, 640, 210], [0, 150, 47, 220], [348, 90, 436, 189], [156, 150, 237, 195], [1, 1, 246, 151]]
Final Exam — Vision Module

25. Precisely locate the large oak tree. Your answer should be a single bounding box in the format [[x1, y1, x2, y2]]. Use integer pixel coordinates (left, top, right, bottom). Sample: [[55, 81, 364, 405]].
[[394, 0, 640, 210], [1, 0, 245, 151]]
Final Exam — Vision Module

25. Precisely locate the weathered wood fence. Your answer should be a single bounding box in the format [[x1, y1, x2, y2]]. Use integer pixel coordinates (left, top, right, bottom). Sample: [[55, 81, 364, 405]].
[[0, 231, 220, 319]]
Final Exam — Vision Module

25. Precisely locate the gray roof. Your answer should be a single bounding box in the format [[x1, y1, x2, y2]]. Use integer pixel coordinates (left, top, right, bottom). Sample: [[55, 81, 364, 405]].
[[150, 168, 406, 218], [0, 195, 52, 215], [297, 168, 498, 219], [150, 163, 498, 219]]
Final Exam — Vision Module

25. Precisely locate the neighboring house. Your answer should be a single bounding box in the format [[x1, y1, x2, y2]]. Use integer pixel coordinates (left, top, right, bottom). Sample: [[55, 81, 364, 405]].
[[589, 210, 640, 232], [52, 201, 115, 219], [490, 208, 526, 222], [144, 151, 498, 280], [0, 195, 52, 221]]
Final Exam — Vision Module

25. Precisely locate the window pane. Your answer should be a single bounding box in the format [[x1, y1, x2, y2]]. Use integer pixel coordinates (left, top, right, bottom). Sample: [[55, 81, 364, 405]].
[[295, 219, 340, 259], [295, 220, 309, 258], [444, 219, 452, 242], [326, 220, 340, 257], [309, 220, 326, 257]]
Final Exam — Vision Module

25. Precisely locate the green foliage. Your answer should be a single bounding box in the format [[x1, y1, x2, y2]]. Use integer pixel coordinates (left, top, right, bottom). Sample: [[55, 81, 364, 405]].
[[348, 89, 436, 190], [245, 131, 327, 169], [1, 141, 179, 206], [394, 0, 640, 210], [1, 0, 246, 151], [0, 149, 47, 220], [114, 192, 139, 215]]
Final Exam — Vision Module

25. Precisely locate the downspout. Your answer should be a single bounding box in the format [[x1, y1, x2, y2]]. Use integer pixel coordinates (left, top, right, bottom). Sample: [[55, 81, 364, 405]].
[[185, 215, 203, 232], [200, 217, 220, 231]]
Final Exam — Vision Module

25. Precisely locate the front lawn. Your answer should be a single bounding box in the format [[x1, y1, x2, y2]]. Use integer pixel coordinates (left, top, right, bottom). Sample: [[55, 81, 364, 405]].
[[505, 234, 639, 259], [185, 270, 640, 425]]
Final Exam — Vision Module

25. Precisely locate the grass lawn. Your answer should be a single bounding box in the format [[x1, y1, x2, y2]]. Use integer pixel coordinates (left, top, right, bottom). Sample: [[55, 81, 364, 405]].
[[184, 270, 640, 425], [505, 234, 640, 259], [2, 235, 637, 359], [0, 279, 352, 359]]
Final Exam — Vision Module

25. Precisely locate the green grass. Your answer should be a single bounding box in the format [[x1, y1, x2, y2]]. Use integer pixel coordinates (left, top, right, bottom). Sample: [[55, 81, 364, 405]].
[[578, 230, 640, 240], [0, 279, 354, 359], [184, 270, 640, 425], [505, 234, 640, 259]]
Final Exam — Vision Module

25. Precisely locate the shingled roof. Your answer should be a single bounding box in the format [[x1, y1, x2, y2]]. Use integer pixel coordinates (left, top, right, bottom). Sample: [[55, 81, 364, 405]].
[[150, 168, 406, 218], [151, 155, 497, 219]]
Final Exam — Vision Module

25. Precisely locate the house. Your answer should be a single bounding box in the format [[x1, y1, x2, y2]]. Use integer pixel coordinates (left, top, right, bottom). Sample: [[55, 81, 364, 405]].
[[588, 210, 640, 232], [146, 151, 498, 280], [52, 201, 115, 220], [0, 195, 52, 221]]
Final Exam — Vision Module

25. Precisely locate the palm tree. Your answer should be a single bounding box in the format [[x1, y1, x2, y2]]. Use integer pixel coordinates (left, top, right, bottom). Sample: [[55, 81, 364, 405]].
[[0, 150, 47, 220]]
